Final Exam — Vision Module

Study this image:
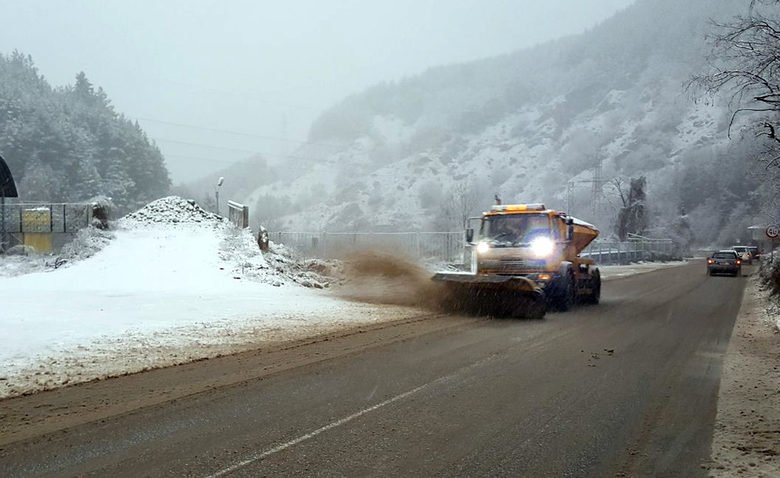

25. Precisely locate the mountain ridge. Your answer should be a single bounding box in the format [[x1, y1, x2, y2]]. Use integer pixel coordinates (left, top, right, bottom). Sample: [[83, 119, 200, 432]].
[[245, 0, 760, 246]]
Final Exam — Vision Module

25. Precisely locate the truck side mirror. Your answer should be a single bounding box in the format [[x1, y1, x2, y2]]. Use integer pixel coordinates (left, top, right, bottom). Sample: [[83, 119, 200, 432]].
[[465, 228, 474, 243], [566, 218, 574, 241]]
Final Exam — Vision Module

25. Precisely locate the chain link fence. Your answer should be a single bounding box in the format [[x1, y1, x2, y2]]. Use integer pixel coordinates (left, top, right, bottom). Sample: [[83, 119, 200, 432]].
[[269, 231, 464, 263], [269, 231, 680, 265], [1, 202, 95, 251]]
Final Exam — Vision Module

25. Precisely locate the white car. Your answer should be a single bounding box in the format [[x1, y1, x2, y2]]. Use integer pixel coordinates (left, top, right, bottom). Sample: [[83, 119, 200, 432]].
[[730, 246, 753, 264]]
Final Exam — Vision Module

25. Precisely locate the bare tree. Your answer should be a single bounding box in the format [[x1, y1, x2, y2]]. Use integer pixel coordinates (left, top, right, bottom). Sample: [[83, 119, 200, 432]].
[[609, 177, 629, 209], [611, 176, 647, 241], [691, 1, 780, 167], [443, 180, 480, 231]]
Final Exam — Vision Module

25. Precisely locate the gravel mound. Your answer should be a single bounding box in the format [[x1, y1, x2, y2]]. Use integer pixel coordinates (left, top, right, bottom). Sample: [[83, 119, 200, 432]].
[[119, 196, 225, 227], [265, 243, 343, 288]]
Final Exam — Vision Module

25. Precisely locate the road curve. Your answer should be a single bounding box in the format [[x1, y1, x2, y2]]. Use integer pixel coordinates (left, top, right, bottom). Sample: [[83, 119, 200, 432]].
[[0, 262, 746, 477]]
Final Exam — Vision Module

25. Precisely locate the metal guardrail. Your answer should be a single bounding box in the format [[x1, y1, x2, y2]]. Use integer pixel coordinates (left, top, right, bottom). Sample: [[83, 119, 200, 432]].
[[227, 200, 249, 229], [582, 239, 678, 265], [269, 231, 679, 265]]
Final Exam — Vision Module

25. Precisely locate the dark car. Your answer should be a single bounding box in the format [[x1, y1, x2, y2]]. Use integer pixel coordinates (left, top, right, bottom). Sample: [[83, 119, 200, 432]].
[[707, 250, 742, 276], [747, 246, 759, 261]]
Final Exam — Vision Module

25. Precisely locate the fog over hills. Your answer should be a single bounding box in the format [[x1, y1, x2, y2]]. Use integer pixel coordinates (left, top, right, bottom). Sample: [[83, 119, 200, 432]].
[[240, 0, 761, 245]]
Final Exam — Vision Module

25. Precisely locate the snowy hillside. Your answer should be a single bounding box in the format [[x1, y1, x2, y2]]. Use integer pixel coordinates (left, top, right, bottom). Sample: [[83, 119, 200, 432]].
[[244, 0, 759, 245]]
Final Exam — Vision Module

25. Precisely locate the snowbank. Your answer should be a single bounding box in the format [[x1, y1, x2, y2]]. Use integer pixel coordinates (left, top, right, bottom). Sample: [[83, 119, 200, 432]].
[[709, 278, 780, 477], [0, 197, 385, 398], [599, 260, 688, 279]]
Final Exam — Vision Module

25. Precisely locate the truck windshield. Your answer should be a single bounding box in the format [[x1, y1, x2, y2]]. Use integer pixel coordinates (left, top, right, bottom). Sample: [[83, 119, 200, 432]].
[[481, 214, 551, 244]]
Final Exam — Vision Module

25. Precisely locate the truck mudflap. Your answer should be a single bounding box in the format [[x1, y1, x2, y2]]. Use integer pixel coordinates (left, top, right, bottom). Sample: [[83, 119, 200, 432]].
[[431, 272, 546, 319]]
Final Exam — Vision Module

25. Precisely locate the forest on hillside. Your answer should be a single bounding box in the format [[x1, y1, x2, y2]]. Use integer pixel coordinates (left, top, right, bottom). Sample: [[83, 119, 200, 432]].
[[0, 51, 170, 214]]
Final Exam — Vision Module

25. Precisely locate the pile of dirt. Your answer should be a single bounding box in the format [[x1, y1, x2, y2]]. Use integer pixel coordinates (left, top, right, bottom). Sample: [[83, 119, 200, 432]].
[[334, 251, 448, 309], [264, 242, 342, 289], [119, 196, 224, 227]]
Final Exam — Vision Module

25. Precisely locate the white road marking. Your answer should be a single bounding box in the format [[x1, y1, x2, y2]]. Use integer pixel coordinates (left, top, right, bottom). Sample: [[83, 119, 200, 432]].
[[204, 383, 430, 477], [205, 353, 500, 477]]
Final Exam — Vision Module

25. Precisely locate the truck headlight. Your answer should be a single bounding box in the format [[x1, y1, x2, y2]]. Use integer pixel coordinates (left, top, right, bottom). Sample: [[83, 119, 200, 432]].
[[476, 242, 490, 255], [530, 237, 554, 258]]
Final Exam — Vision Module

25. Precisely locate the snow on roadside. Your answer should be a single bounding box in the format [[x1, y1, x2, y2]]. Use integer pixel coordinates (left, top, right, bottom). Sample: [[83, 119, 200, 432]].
[[709, 276, 780, 477], [599, 260, 688, 279], [757, 251, 780, 331], [0, 197, 695, 399], [0, 226, 114, 278]]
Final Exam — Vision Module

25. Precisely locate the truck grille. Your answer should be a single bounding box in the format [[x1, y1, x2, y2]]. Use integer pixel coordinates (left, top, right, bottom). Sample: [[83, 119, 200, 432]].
[[480, 259, 546, 272]]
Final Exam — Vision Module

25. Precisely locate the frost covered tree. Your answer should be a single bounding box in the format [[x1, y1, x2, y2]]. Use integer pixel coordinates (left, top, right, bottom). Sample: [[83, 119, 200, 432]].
[[692, 0, 780, 168], [614, 176, 648, 241], [0, 52, 170, 214]]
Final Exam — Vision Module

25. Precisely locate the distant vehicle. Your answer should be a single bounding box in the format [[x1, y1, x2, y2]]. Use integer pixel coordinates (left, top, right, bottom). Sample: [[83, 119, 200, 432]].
[[747, 246, 759, 260], [730, 246, 753, 264], [707, 250, 742, 276]]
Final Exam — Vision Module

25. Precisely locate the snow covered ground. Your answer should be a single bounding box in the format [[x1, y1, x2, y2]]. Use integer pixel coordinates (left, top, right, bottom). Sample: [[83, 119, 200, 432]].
[[599, 261, 688, 279], [0, 197, 687, 399], [709, 275, 780, 477]]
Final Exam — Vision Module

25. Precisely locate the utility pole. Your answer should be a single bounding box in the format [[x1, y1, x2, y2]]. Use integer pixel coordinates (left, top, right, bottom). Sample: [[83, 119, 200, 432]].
[[591, 161, 604, 219], [215, 177, 224, 215], [280, 114, 288, 159], [567, 159, 608, 219], [1, 191, 6, 252]]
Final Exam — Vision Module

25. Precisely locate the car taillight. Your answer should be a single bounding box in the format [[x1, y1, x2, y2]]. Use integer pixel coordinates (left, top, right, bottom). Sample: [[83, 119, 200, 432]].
[[707, 259, 714, 264], [736, 260, 741, 265]]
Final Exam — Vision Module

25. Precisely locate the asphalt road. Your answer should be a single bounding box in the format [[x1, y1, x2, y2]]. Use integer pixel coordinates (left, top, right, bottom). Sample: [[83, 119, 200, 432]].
[[0, 262, 747, 477]]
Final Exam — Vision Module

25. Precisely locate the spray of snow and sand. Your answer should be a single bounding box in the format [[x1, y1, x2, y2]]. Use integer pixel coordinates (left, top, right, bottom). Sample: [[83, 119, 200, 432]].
[[0, 197, 684, 398]]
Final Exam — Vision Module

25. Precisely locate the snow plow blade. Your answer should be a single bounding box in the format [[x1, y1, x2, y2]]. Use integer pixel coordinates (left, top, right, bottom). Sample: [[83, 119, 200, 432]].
[[432, 272, 546, 319]]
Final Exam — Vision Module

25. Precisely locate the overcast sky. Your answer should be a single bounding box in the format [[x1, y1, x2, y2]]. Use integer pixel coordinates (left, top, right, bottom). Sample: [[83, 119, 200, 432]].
[[0, 0, 635, 183]]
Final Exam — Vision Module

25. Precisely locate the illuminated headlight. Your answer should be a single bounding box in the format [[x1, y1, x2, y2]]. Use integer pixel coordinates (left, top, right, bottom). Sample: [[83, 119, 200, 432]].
[[476, 242, 490, 254], [530, 237, 555, 258]]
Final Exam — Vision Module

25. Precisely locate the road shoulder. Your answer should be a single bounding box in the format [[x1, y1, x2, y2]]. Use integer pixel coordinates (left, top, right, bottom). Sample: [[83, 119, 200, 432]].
[[709, 277, 780, 477]]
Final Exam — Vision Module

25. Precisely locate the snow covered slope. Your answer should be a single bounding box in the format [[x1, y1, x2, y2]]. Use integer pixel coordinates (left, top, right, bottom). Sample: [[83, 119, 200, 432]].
[[244, 0, 753, 242], [0, 197, 388, 398]]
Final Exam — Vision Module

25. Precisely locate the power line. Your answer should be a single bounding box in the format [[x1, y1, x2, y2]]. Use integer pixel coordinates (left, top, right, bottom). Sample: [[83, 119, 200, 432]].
[[156, 139, 326, 164], [137, 117, 339, 147], [153, 137, 261, 155], [163, 153, 251, 165], [158, 79, 325, 111]]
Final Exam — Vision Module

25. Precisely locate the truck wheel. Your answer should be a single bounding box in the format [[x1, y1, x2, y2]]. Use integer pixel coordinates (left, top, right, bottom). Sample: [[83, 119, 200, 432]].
[[585, 269, 601, 304], [527, 302, 546, 320], [526, 291, 547, 319], [556, 272, 576, 312], [510, 291, 546, 319]]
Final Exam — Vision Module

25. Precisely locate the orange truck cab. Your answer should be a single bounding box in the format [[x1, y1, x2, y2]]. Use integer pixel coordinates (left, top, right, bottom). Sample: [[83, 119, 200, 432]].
[[433, 203, 601, 318]]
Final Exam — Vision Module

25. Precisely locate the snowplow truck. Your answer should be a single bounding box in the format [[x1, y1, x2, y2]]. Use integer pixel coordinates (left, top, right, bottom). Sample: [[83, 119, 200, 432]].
[[432, 203, 601, 319]]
